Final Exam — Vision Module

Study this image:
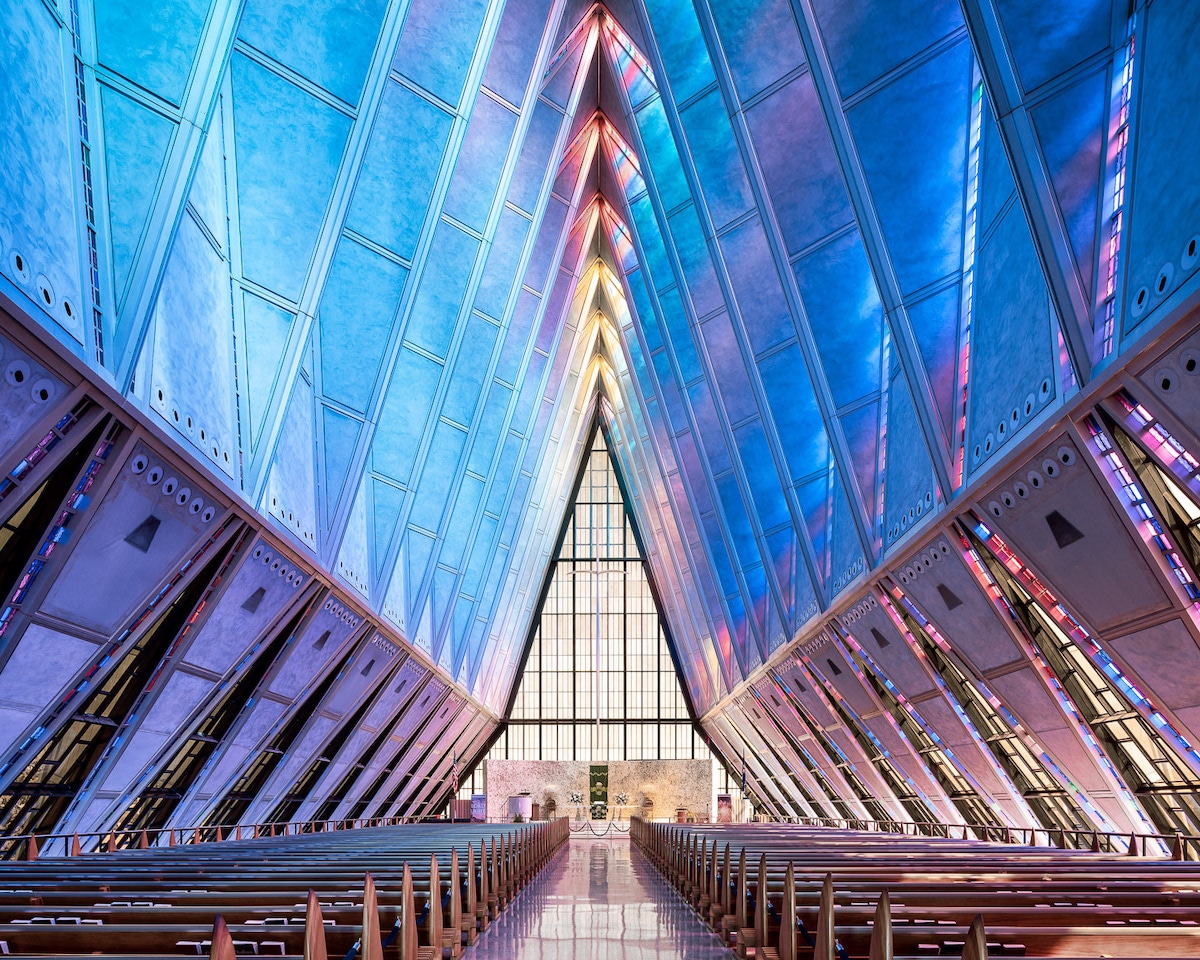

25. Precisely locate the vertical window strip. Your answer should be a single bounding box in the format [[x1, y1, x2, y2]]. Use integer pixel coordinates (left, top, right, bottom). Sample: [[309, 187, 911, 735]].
[[954, 75, 985, 487], [1083, 414, 1200, 604], [885, 581, 1110, 831], [1113, 389, 1200, 492], [68, 0, 104, 364], [1057, 328, 1077, 394], [1099, 17, 1137, 360], [875, 328, 892, 548]]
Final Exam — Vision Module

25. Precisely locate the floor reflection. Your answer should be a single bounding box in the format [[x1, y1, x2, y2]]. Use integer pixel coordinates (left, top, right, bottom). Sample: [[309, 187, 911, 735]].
[[464, 836, 729, 959]]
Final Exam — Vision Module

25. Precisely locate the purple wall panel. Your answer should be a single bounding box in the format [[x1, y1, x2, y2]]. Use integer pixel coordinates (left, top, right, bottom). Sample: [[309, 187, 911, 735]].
[[710, 0, 806, 102], [174, 698, 287, 824], [41, 442, 229, 634], [99, 670, 212, 794], [293, 658, 430, 821], [809, 640, 875, 717], [753, 680, 855, 800], [336, 675, 450, 811], [978, 434, 1171, 632], [895, 536, 1027, 672], [180, 538, 309, 674], [0, 330, 70, 454], [1107, 619, 1200, 747], [411, 710, 489, 815], [1033, 722, 1136, 831], [915, 694, 1009, 803], [1135, 329, 1200, 441], [323, 632, 401, 716], [388, 700, 471, 812], [268, 599, 363, 698], [370, 691, 463, 808], [482, 0, 552, 106], [0, 624, 102, 756], [246, 634, 402, 818], [718, 217, 794, 358], [71, 669, 214, 833], [805, 641, 947, 809], [843, 603, 938, 699], [779, 663, 839, 728], [248, 715, 337, 817], [982, 662, 1129, 832]]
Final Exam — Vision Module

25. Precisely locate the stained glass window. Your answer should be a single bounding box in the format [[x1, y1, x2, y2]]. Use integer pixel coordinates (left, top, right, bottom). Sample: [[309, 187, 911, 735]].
[[467, 427, 705, 775]]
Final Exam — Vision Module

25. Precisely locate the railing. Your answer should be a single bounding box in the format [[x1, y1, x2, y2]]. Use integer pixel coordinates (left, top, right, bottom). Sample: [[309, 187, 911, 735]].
[[569, 817, 631, 836], [11, 812, 1192, 860], [758, 815, 1198, 860], [0, 815, 425, 861]]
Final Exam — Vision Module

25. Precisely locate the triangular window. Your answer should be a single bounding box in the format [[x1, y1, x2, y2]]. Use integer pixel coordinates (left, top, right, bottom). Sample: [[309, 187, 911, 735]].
[[487, 426, 707, 764]]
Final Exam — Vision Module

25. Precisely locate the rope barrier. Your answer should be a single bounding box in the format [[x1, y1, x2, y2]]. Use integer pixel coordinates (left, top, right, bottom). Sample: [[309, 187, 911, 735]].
[[569, 818, 631, 837]]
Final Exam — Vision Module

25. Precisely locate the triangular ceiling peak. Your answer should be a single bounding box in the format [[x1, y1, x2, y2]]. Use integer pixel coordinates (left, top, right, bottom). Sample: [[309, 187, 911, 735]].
[[20, 0, 1135, 747]]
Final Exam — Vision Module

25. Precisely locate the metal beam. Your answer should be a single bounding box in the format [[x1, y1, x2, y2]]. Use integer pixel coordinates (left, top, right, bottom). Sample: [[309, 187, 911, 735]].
[[790, 0, 959, 502], [958, 0, 1097, 385], [111, 0, 247, 388]]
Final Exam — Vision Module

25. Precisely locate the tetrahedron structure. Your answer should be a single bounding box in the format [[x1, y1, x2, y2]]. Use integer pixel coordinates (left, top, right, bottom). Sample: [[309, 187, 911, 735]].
[[3, 0, 1200, 840]]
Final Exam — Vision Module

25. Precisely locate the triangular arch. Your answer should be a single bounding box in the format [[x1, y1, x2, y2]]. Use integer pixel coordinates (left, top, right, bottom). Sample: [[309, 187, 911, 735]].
[[491, 419, 703, 764]]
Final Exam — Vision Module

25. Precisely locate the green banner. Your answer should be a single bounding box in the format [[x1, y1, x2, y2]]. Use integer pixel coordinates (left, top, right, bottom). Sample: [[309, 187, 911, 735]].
[[589, 763, 609, 820]]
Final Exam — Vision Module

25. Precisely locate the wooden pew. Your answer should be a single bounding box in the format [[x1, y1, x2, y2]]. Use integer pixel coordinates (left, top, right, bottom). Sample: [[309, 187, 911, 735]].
[[0, 819, 570, 960], [630, 818, 1200, 959]]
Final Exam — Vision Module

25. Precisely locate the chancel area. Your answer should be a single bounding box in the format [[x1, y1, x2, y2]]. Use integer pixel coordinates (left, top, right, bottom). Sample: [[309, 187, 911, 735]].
[[463, 432, 733, 826], [2, 0, 1200, 956]]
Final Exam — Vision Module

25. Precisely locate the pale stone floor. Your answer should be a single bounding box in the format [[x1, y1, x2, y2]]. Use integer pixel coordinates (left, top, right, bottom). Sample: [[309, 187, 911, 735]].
[[464, 834, 729, 959]]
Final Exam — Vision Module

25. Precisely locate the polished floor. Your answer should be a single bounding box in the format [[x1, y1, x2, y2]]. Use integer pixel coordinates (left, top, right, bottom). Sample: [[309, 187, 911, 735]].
[[464, 832, 729, 958]]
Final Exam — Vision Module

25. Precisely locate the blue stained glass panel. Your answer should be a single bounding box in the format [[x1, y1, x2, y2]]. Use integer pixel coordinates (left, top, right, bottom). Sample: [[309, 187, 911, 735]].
[[757, 346, 830, 484], [641, 0, 715, 103], [404, 222, 480, 358], [733, 420, 789, 533], [792, 230, 884, 409], [633, 98, 692, 212]]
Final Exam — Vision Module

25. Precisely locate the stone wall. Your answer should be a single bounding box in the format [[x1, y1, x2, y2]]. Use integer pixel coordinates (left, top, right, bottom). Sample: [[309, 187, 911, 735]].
[[483, 758, 714, 822]]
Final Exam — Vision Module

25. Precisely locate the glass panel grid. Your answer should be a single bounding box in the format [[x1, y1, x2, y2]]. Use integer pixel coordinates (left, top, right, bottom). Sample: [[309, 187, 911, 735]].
[[484, 431, 704, 763]]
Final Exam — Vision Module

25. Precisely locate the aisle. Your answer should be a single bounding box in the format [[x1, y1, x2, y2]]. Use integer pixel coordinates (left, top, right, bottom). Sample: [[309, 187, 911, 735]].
[[464, 834, 729, 958]]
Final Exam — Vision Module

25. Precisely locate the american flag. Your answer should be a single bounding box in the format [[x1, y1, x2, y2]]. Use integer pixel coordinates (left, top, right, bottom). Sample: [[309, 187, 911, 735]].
[[451, 752, 459, 794]]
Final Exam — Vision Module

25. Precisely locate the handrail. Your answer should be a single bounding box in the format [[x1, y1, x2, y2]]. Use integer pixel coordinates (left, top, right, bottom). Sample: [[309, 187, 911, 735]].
[[706, 814, 1198, 860], [0, 815, 445, 860]]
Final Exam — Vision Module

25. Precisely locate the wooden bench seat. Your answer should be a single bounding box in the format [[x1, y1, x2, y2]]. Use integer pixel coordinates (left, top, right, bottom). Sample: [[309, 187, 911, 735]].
[[0, 820, 569, 960], [632, 819, 1200, 960]]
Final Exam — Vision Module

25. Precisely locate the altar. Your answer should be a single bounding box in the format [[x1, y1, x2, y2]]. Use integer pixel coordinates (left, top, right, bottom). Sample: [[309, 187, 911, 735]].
[[483, 758, 715, 823]]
